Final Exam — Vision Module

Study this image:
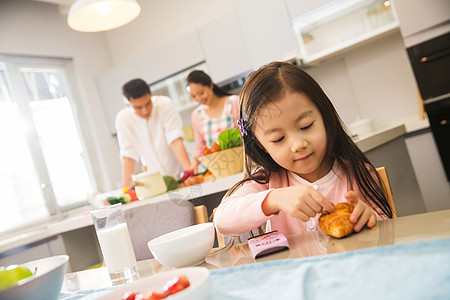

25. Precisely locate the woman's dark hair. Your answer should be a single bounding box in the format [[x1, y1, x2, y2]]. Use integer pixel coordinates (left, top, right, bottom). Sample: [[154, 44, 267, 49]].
[[122, 78, 151, 100], [230, 61, 392, 218], [186, 70, 231, 97]]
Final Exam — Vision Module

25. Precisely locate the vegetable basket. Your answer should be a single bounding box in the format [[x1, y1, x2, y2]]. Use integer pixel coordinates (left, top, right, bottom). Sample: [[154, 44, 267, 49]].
[[198, 146, 243, 178]]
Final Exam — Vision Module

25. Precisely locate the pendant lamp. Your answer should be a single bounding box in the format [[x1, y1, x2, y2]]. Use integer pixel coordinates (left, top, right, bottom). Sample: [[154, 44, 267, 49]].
[[68, 0, 141, 32]]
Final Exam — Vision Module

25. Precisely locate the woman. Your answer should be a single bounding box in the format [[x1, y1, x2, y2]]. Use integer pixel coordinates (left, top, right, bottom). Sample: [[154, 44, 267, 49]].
[[187, 70, 239, 166]]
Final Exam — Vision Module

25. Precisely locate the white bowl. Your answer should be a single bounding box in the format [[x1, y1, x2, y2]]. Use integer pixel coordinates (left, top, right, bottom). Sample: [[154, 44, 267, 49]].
[[148, 223, 214, 268], [0, 255, 69, 300], [95, 267, 210, 300]]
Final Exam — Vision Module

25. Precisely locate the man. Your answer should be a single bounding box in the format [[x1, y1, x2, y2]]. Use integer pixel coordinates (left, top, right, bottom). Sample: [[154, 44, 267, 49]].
[[116, 78, 193, 187]]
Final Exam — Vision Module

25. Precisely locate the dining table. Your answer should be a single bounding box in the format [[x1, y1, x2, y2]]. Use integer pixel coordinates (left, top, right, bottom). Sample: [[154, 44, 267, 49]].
[[59, 209, 450, 299]]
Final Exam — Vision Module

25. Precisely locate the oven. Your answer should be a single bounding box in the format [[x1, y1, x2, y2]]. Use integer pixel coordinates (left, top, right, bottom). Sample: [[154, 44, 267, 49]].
[[407, 31, 450, 181]]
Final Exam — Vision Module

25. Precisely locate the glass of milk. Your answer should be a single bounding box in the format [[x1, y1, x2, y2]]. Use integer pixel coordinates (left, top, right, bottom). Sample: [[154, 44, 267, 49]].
[[91, 203, 139, 285]]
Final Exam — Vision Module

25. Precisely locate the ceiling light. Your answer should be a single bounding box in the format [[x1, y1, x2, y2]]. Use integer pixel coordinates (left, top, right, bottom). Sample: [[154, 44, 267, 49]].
[[67, 0, 141, 32]]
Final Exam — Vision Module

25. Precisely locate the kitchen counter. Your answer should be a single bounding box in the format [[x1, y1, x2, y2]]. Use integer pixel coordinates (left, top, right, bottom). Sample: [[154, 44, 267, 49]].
[[0, 122, 418, 258], [0, 173, 243, 255], [353, 123, 406, 152]]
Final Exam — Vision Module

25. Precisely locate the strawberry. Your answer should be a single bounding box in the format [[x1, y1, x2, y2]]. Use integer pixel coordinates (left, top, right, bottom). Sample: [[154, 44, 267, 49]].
[[163, 275, 190, 295]]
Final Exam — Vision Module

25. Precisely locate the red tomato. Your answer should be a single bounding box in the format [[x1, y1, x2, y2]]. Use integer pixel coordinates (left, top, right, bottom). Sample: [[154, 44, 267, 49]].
[[126, 188, 139, 201], [181, 170, 194, 184], [163, 275, 190, 295], [122, 291, 138, 300]]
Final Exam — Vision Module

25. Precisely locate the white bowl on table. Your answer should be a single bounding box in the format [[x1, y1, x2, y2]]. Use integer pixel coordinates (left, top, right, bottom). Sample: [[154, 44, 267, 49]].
[[95, 267, 210, 300], [148, 223, 215, 268], [0, 255, 69, 300]]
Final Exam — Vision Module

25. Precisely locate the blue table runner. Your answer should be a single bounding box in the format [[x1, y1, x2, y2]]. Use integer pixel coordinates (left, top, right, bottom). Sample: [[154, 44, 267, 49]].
[[59, 238, 450, 300]]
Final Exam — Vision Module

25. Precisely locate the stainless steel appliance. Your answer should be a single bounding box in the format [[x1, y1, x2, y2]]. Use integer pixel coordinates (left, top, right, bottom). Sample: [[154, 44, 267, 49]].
[[407, 31, 450, 181]]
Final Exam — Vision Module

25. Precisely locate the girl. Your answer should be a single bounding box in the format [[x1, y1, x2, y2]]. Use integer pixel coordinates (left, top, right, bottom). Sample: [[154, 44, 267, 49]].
[[187, 70, 239, 166], [214, 62, 393, 237]]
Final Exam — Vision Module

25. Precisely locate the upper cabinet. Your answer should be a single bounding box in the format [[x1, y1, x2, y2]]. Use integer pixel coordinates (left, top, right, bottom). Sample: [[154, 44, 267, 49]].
[[134, 30, 205, 84], [292, 0, 400, 65], [284, 0, 335, 20], [197, 11, 253, 83], [392, 0, 450, 38], [149, 62, 208, 114], [198, 0, 299, 82], [237, 0, 299, 67]]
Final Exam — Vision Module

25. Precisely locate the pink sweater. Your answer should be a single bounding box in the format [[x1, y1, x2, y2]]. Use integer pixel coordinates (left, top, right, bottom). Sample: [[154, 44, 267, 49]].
[[214, 163, 387, 237], [191, 95, 239, 157]]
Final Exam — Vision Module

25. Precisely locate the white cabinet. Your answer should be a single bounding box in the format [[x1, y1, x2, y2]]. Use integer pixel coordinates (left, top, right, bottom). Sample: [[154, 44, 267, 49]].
[[392, 0, 450, 38], [149, 62, 207, 120], [405, 131, 450, 212], [292, 0, 400, 65], [134, 30, 205, 84], [237, 0, 299, 67], [284, 0, 334, 20], [197, 11, 253, 83], [198, 0, 300, 82]]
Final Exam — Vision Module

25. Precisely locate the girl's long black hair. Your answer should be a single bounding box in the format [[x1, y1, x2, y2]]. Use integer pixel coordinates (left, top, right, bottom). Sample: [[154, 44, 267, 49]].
[[186, 70, 231, 97], [230, 61, 393, 218]]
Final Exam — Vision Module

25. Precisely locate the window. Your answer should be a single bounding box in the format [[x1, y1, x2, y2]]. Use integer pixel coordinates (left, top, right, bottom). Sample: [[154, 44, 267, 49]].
[[0, 54, 96, 234]]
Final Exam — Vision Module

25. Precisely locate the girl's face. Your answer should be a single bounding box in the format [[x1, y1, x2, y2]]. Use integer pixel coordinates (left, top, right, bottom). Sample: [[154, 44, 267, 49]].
[[253, 91, 331, 182], [188, 83, 213, 106]]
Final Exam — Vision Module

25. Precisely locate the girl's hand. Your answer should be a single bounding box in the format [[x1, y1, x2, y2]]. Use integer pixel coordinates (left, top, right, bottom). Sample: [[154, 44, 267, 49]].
[[345, 191, 377, 232], [263, 186, 335, 222]]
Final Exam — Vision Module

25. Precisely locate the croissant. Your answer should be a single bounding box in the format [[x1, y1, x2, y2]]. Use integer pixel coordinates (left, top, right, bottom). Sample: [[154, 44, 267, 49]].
[[319, 202, 354, 238]]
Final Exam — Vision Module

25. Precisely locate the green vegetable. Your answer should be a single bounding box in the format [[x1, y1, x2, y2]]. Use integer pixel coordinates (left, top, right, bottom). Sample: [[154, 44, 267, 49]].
[[107, 196, 128, 205], [163, 175, 178, 192], [218, 128, 242, 150], [122, 194, 131, 203]]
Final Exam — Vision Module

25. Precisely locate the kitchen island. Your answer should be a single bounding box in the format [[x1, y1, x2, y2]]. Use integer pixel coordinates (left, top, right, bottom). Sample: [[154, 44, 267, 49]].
[[0, 123, 425, 271]]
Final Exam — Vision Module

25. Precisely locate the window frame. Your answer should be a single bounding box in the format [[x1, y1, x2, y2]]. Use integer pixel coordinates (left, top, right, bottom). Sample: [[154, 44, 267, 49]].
[[0, 53, 98, 236]]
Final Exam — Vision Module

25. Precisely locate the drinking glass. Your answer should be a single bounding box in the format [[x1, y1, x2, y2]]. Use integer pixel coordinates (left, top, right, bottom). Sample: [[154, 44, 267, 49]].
[[91, 203, 139, 285]]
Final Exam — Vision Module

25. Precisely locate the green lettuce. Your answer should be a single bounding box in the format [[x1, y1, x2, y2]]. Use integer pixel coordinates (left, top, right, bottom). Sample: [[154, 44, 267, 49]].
[[218, 128, 242, 150]]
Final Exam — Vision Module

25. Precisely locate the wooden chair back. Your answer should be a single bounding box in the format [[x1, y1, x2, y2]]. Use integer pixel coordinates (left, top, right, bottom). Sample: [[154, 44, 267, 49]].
[[376, 166, 398, 218], [194, 205, 208, 224]]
